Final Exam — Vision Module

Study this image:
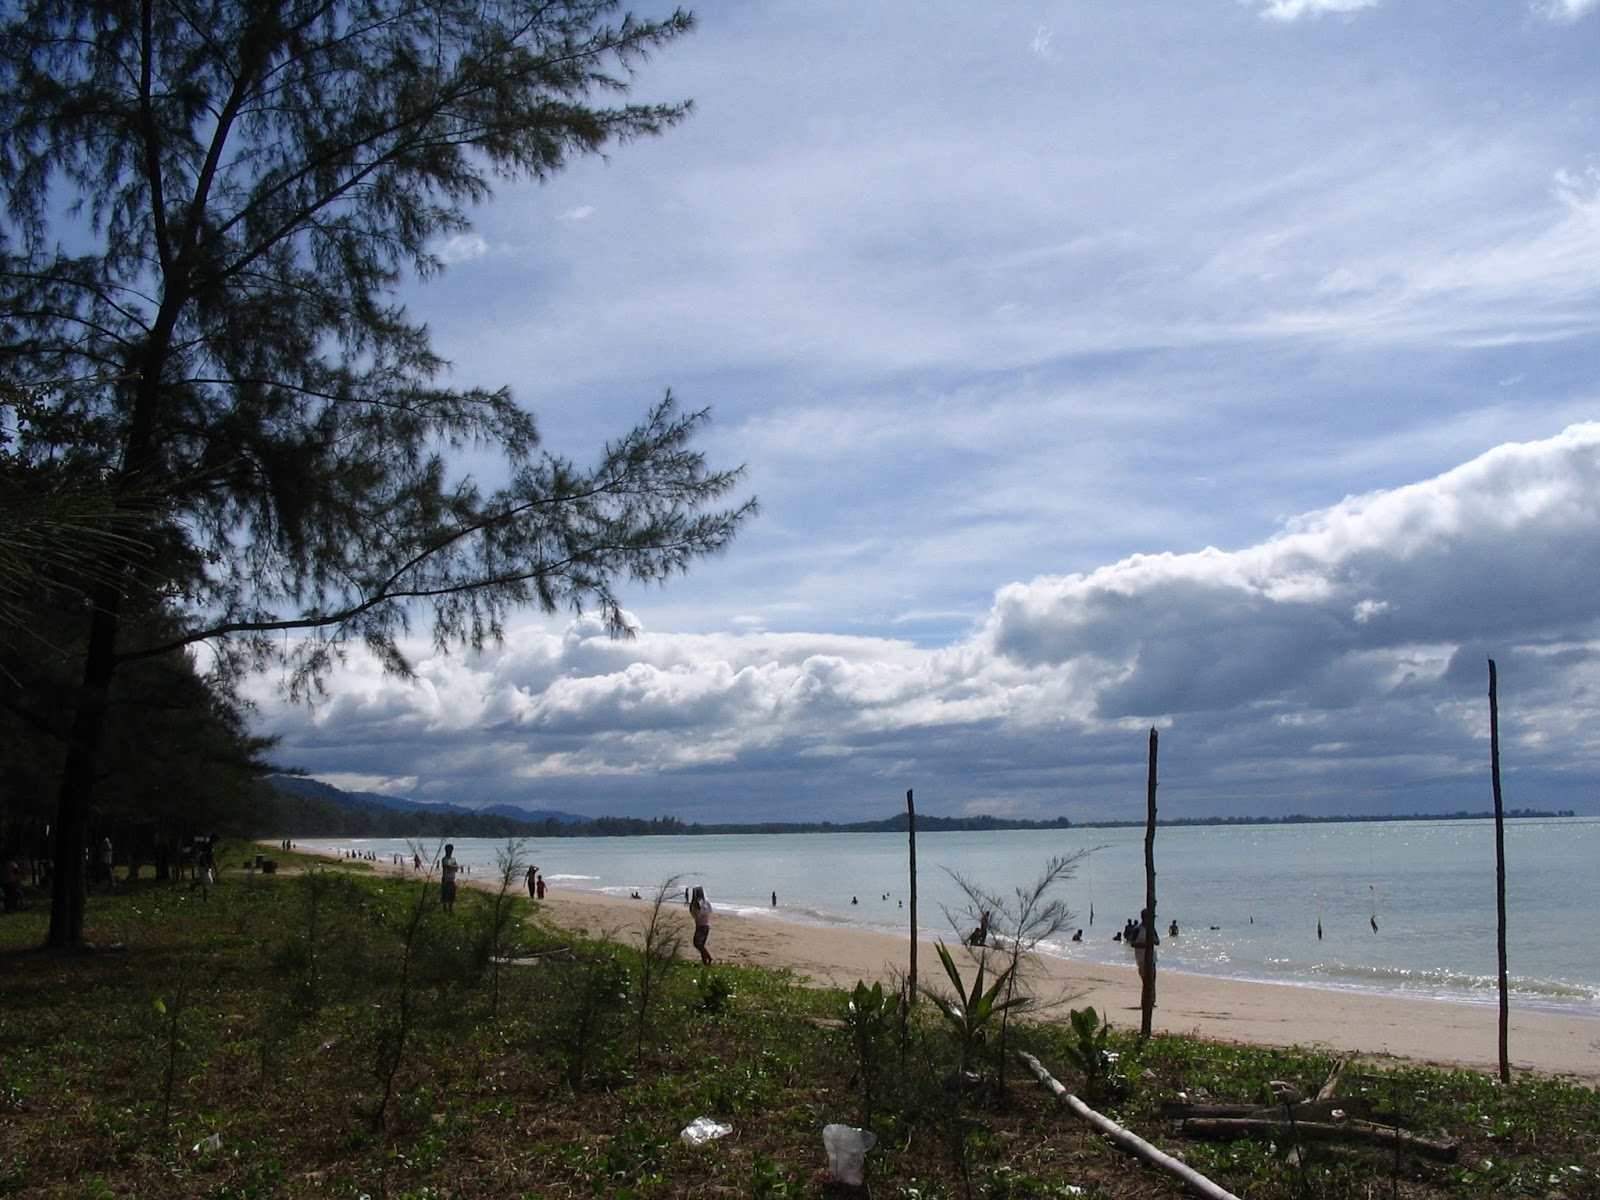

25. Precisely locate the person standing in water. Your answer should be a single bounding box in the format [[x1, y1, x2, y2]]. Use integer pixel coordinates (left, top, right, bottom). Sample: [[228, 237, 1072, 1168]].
[[688, 886, 714, 964]]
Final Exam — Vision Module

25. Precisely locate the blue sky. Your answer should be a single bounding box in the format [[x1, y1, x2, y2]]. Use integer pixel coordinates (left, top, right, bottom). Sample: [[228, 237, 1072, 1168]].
[[251, 0, 1600, 823]]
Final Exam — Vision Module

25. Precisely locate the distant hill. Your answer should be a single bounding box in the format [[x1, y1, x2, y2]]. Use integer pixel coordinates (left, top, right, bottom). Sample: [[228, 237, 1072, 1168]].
[[254, 776, 1580, 841], [258, 774, 591, 838]]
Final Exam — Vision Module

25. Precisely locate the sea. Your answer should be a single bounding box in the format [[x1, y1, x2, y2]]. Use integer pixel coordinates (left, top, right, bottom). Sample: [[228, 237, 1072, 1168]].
[[296, 816, 1600, 1016]]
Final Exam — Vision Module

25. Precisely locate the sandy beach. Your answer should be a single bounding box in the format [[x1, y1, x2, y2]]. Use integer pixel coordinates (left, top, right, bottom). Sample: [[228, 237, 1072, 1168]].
[[312, 851, 1600, 1084], [528, 885, 1600, 1085]]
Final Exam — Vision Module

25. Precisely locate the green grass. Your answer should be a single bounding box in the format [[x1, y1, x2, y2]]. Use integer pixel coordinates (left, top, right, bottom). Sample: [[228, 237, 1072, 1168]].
[[1, 848, 1597, 1199]]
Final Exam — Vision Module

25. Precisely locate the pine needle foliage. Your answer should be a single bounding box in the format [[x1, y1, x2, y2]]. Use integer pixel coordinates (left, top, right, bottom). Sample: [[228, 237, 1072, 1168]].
[[0, 1, 755, 946]]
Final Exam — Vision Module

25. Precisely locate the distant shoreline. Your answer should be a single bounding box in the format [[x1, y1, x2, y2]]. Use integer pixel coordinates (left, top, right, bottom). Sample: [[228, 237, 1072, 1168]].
[[264, 768, 1579, 839]]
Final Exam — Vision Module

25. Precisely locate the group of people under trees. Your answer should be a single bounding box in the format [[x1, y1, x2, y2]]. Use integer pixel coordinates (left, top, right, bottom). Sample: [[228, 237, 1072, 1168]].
[[1, 834, 220, 910]]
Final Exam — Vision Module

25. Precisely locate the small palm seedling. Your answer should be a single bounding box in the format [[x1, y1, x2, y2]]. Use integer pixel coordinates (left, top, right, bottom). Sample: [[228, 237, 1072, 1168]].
[[1060, 1006, 1125, 1101], [844, 979, 901, 1125], [927, 942, 1030, 1078]]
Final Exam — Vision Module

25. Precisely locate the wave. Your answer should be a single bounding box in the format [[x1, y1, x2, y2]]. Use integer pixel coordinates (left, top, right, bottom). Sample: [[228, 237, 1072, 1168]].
[[1298, 960, 1599, 1004]]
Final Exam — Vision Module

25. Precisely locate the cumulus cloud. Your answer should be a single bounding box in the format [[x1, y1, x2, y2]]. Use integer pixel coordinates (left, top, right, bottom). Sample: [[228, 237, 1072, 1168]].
[[258, 426, 1600, 822], [985, 423, 1600, 717]]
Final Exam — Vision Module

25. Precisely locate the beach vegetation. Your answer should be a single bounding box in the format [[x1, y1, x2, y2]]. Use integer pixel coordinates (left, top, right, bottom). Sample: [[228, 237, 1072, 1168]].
[[928, 939, 1032, 1081], [2, 850, 1599, 1199], [844, 978, 901, 1127], [631, 876, 688, 1061], [485, 838, 534, 1014], [1058, 1006, 1125, 1102], [948, 852, 1089, 1087]]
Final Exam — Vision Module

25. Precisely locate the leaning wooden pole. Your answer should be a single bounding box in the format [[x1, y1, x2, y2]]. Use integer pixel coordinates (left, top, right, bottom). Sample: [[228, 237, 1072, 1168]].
[[1140, 727, 1159, 1038], [1489, 659, 1510, 1083], [906, 787, 918, 1007]]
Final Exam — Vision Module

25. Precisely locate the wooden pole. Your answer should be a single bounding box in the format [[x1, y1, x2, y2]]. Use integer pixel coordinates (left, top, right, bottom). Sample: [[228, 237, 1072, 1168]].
[[1489, 659, 1510, 1083], [906, 788, 918, 1007], [1140, 727, 1158, 1038]]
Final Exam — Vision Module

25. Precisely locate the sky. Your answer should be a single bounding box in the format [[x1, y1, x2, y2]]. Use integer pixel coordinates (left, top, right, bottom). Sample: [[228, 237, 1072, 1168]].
[[250, 0, 1600, 825]]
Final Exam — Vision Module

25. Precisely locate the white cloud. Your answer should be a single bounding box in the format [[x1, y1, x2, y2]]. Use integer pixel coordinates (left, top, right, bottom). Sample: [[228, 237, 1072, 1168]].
[[1253, 0, 1382, 19], [315, 773, 419, 797], [985, 424, 1600, 713], [1534, 0, 1600, 21], [433, 233, 488, 264], [258, 425, 1600, 821]]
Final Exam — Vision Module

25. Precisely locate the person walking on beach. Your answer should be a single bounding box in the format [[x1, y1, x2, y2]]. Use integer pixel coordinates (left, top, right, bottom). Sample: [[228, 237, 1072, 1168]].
[[440, 844, 460, 913], [526, 864, 538, 897], [535, 873, 547, 900], [688, 886, 714, 964]]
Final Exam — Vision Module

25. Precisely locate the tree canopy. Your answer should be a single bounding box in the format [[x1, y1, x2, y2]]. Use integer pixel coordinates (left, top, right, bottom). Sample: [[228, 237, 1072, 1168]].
[[0, 0, 755, 946]]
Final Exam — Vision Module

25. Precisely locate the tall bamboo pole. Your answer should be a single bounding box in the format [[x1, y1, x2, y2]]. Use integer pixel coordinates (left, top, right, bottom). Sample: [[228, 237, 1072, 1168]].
[[1489, 659, 1510, 1083], [1140, 727, 1158, 1038], [906, 788, 918, 1007]]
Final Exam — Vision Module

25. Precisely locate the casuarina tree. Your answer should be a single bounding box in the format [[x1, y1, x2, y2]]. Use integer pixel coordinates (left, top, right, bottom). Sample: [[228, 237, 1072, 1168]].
[[0, 1, 755, 948]]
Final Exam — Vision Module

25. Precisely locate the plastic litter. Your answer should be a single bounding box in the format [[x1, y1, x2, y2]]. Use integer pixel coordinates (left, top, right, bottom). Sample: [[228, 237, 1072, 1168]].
[[189, 1132, 221, 1156], [679, 1115, 733, 1145], [822, 1123, 877, 1185]]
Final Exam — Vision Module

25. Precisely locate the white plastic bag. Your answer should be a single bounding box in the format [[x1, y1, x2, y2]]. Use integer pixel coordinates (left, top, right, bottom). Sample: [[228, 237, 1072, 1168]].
[[822, 1123, 877, 1185], [679, 1115, 733, 1145]]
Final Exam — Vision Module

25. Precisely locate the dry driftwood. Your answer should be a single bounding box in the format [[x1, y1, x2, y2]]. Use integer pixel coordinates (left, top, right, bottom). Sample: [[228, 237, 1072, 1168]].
[[1180, 1116, 1458, 1163], [1159, 1097, 1372, 1122], [1018, 1051, 1245, 1200]]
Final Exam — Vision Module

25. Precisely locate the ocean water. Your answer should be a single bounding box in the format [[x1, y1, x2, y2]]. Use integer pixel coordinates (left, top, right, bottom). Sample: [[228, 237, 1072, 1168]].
[[298, 816, 1600, 1015]]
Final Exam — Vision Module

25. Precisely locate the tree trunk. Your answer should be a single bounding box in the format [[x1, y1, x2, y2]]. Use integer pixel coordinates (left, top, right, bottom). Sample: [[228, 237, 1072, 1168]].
[[45, 334, 167, 949], [47, 598, 123, 948]]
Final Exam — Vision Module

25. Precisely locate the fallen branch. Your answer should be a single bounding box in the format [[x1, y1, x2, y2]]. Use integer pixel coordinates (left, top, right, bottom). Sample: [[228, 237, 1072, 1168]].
[[1180, 1117, 1458, 1163], [1159, 1098, 1373, 1122], [495, 947, 574, 965], [1017, 1051, 1244, 1200]]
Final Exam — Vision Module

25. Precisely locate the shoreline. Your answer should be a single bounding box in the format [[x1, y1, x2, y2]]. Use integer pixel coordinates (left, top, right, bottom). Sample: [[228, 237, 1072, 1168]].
[[299, 847, 1600, 1084], [646, 897, 1598, 1021]]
